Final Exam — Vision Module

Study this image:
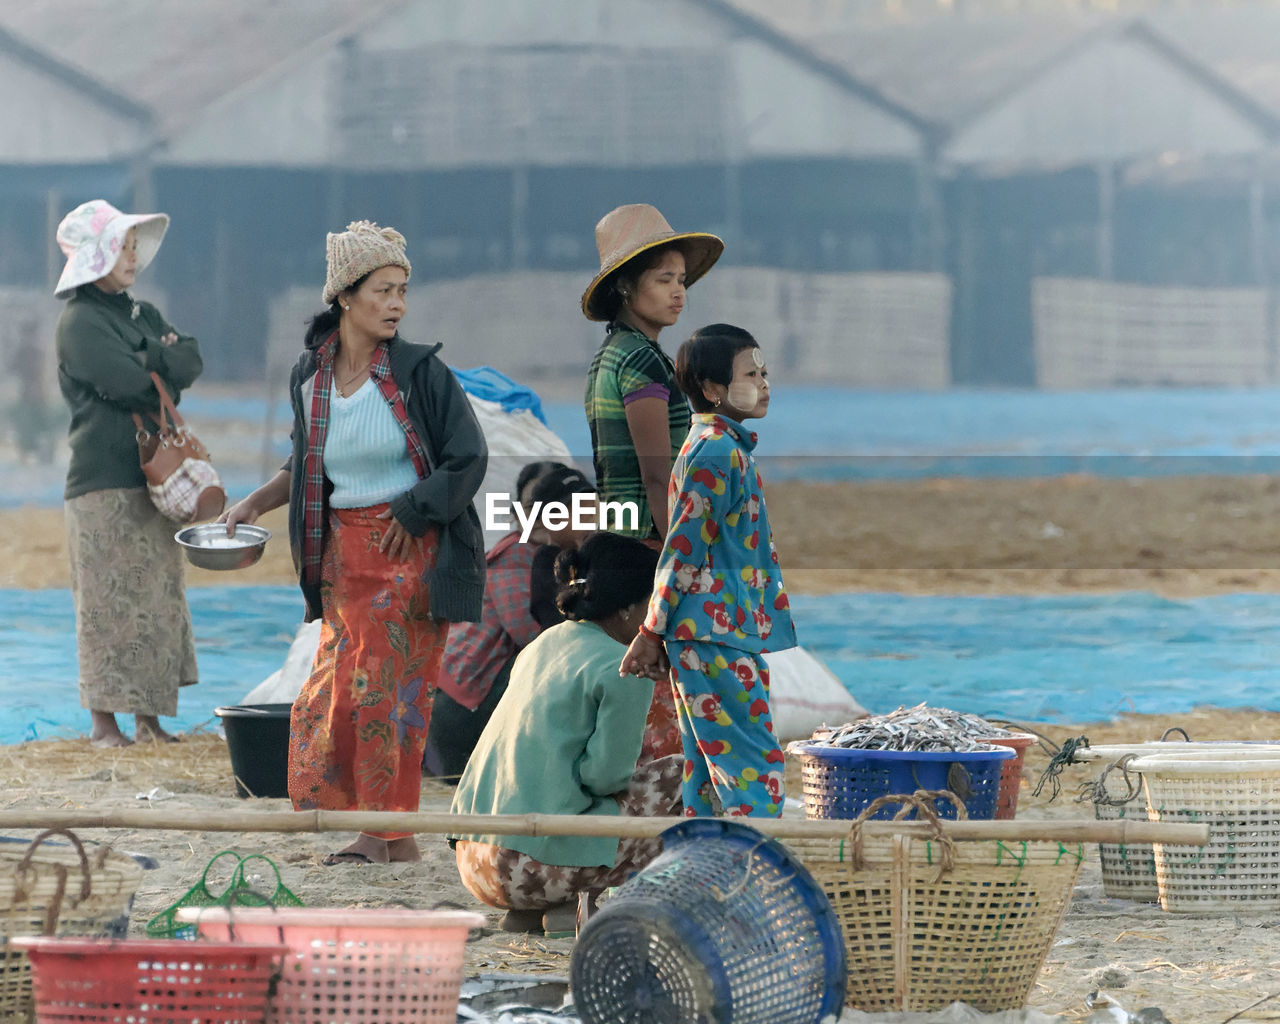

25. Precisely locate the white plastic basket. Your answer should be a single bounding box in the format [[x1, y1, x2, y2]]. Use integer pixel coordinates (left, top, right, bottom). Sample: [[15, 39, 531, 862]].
[[1130, 751, 1280, 912], [1077, 743, 1280, 902]]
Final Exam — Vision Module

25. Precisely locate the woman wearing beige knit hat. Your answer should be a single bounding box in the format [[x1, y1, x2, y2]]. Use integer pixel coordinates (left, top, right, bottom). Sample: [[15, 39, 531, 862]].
[[581, 203, 722, 765], [223, 220, 488, 865]]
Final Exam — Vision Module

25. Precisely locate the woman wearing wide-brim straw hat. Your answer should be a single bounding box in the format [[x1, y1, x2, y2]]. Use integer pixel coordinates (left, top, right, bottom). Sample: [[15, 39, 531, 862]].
[[52, 199, 205, 747], [582, 203, 722, 765], [582, 204, 722, 542]]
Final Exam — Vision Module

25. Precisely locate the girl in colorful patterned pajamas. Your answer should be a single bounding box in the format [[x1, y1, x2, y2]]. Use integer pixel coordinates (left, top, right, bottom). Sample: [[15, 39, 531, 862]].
[[621, 324, 797, 817]]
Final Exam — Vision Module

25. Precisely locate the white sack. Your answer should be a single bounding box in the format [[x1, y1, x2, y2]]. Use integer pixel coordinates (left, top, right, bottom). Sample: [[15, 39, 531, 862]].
[[768, 646, 869, 742]]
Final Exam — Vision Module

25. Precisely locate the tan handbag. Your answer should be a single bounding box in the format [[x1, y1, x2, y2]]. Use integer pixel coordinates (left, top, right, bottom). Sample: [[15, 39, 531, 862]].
[[132, 371, 226, 523]]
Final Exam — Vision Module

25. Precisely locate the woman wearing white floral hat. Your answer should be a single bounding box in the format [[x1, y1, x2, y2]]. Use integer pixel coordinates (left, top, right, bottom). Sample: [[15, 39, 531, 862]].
[[53, 198, 205, 747], [223, 221, 488, 866]]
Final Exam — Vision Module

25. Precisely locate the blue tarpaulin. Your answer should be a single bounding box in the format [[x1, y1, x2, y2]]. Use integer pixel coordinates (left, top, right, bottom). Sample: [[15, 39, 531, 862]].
[[3, 587, 1277, 745]]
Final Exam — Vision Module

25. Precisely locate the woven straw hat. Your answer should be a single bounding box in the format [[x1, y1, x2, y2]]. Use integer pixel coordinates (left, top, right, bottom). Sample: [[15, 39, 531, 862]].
[[581, 204, 723, 322], [54, 200, 169, 299], [323, 220, 412, 305]]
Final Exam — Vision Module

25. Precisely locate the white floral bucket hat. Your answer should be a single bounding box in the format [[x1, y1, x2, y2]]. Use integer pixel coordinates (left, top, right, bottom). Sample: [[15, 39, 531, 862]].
[[54, 199, 169, 299]]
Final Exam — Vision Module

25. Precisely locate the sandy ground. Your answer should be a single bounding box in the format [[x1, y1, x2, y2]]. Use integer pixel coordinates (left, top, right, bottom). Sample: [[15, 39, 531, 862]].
[[4, 475, 1280, 1019], [8, 474, 1280, 594], [0, 715, 1277, 1023]]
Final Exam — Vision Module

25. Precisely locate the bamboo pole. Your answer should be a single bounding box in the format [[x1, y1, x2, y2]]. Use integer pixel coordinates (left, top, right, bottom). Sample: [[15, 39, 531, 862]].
[[0, 810, 1210, 846]]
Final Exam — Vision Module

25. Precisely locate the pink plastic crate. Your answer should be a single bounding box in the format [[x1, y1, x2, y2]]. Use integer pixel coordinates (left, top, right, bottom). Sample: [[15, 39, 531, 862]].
[[178, 907, 483, 1024]]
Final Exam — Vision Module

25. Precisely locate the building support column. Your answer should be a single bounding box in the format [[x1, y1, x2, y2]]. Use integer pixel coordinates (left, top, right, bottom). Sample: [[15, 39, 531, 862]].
[[912, 151, 946, 272], [1095, 161, 1114, 282], [511, 166, 529, 270], [1251, 154, 1277, 382]]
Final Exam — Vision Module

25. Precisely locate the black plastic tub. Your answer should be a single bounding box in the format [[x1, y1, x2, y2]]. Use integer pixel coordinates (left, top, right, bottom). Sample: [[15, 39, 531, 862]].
[[215, 703, 292, 799]]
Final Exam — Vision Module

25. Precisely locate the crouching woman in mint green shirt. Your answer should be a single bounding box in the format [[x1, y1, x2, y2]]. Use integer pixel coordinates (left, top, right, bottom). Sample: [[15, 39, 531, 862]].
[[450, 532, 683, 936]]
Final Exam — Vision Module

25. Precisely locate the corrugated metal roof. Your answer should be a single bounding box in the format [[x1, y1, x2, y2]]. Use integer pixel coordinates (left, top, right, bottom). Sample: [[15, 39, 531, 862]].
[[0, 0, 393, 129], [797, 13, 1112, 126], [1145, 7, 1280, 118], [338, 45, 733, 169], [2, 0, 925, 167]]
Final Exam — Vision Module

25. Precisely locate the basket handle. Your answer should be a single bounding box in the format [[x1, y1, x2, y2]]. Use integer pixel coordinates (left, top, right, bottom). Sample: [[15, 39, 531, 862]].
[[13, 829, 95, 935], [233, 854, 284, 896], [16, 829, 93, 903], [846, 790, 964, 878], [198, 850, 247, 900]]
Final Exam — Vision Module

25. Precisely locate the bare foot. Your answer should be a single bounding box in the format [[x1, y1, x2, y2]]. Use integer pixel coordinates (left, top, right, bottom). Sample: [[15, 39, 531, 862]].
[[325, 835, 391, 865], [387, 837, 421, 863], [320, 834, 421, 865], [90, 732, 133, 748], [134, 716, 180, 743], [90, 711, 133, 748]]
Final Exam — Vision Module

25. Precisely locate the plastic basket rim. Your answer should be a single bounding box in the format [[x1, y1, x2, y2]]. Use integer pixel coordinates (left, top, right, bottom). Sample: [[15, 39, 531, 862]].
[[9, 936, 287, 957], [173, 907, 485, 930], [789, 743, 1016, 762], [988, 733, 1039, 747], [1128, 754, 1280, 774], [1075, 741, 1280, 761]]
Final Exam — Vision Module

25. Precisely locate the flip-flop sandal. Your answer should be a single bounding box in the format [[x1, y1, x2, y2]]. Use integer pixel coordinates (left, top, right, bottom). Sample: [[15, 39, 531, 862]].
[[321, 851, 375, 866]]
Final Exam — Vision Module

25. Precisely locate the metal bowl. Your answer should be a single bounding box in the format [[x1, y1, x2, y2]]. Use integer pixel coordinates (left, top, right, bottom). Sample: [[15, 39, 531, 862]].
[[175, 523, 271, 571]]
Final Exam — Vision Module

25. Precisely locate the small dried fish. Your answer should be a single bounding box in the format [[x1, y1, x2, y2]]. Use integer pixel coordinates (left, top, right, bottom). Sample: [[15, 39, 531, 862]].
[[805, 703, 1013, 752]]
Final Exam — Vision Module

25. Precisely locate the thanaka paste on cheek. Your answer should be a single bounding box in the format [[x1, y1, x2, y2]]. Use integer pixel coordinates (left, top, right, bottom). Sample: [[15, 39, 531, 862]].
[[727, 382, 759, 409]]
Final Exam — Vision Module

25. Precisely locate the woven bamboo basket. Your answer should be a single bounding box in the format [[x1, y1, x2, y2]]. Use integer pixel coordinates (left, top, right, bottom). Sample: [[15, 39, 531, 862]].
[[1130, 751, 1280, 912], [787, 791, 1084, 1013], [0, 829, 144, 1022]]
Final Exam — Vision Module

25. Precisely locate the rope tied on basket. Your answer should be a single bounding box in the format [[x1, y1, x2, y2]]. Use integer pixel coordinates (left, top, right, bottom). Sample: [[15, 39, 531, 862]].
[[12, 829, 102, 936], [1031, 734, 1090, 802], [1075, 754, 1144, 808], [846, 789, 966, 882], [708, 838, 793, 902]]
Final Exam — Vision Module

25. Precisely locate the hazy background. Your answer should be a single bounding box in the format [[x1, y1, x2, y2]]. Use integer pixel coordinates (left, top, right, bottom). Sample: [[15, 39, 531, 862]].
[[7, 0, 1280, 471]]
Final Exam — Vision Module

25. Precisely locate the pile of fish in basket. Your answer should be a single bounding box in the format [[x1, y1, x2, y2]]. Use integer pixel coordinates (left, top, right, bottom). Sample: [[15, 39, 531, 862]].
[[1051, 730, 1280, 912]]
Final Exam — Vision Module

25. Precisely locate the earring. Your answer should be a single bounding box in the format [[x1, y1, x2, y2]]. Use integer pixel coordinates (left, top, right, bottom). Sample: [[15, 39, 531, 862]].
[[714, 397, 722, 408], [342, 304, 350, 311]]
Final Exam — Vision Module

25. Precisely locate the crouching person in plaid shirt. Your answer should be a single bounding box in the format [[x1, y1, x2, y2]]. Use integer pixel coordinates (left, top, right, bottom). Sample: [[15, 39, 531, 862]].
[[425, 463, 596, 779]]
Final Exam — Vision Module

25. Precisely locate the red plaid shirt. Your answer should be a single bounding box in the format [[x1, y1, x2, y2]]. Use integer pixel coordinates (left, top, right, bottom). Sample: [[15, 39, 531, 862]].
[[301, 334, 430, 585], [437, 532, 541, 709]]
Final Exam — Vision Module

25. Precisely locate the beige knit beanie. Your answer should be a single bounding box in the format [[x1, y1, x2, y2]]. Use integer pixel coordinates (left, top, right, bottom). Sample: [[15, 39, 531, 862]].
[[322, 220, 412, 305]]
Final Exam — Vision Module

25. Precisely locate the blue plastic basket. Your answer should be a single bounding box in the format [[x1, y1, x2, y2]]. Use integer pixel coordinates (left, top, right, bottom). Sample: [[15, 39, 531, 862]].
[[791, 744, 1015, 821], [571, 819, 846, 1024]]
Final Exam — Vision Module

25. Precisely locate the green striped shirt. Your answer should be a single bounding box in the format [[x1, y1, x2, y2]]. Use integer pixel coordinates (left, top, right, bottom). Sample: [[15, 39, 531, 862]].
[[584, 323, 690, 539]]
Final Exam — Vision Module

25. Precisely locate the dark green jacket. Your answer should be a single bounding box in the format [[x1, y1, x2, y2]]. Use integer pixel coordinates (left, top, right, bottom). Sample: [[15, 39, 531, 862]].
[[285, 336, 488, 624], [55, 286, 203, 499]]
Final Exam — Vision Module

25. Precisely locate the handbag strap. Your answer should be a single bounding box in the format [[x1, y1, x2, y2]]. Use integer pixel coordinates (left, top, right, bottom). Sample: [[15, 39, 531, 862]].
[[131, 371, 184, 438]]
